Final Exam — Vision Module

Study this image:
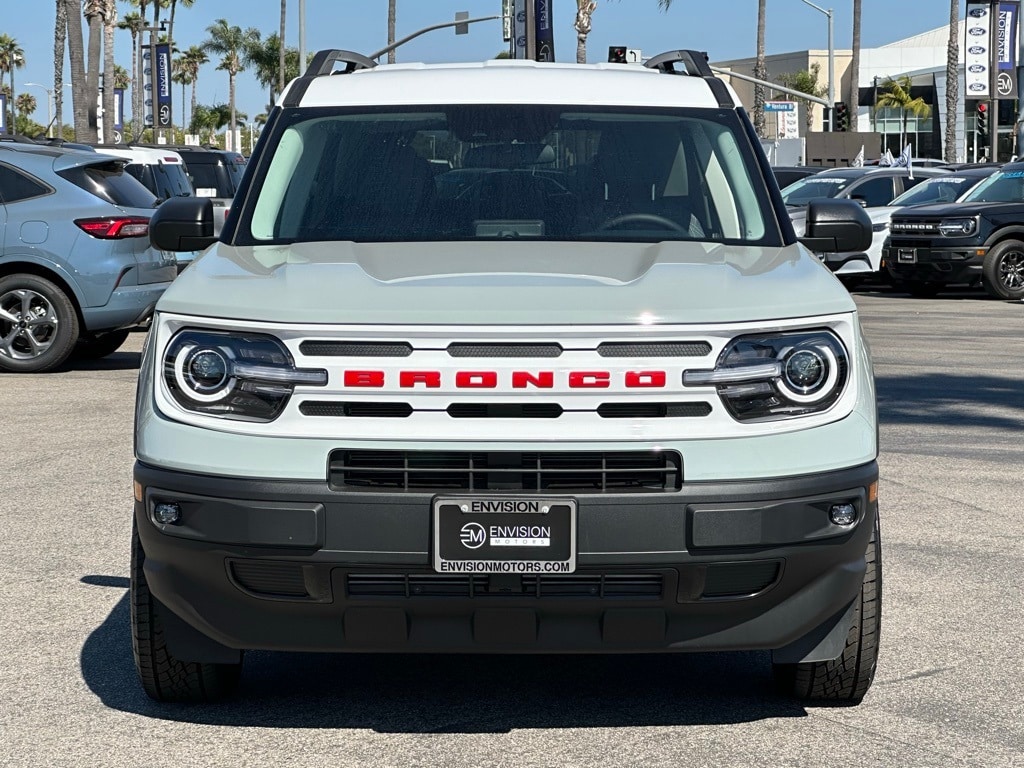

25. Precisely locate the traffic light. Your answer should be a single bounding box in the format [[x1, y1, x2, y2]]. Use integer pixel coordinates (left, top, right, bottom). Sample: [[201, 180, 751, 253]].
[[834, 102, 850, 132], [608, 46, 627, 63], [977, 102, 989, 142]]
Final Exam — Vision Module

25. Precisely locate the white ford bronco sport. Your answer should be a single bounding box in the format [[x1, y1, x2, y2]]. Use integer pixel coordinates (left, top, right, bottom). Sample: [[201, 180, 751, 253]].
[[135, 49, 878, 702]]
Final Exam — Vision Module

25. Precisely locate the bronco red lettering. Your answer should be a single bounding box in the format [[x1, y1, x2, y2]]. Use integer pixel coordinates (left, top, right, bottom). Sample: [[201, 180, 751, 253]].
[[455, 371, 498, 388], [568, 371, 610, 388], [344, 370, 385, 387], [511, 371, 555, 389], [625, 371, 666, 388], [399, 371, 441, 388]]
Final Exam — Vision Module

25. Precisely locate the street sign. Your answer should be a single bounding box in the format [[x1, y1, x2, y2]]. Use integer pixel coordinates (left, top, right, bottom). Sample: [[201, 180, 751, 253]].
[[965, 1, 992, 98], [765, 101, 797, 112], [995, 1, 1019, 99]]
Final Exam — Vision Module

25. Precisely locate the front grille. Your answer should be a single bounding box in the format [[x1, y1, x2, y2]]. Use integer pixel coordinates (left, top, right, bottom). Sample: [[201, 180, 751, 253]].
[[701, 561, 780, 598], [329, 450, 683, 493], [597, 402, 712, 418], [597, 342, 711, 357], [230, 561, 309, 598], [889, 219, 941, 235], [299, 341, 413, 357], [346, 572, 663, 599], [447, 343, 563, 358]]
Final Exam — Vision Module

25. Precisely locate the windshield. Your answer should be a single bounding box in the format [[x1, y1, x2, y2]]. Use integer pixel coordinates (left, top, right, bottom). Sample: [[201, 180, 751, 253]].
[[888, 175, 981, 206], [780, 175, 850, 205], [239, 105, 779, 246], [960, 168, 1024, 203]]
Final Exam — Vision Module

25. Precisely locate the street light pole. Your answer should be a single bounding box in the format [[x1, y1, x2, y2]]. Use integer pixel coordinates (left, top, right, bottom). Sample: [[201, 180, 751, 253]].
[[298, 0, 306, 73], [25, 83, 54, 138], [798, 0, 834, 131]]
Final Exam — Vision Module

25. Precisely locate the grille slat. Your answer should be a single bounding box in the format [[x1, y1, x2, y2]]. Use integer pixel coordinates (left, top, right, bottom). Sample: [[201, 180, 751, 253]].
[[329, 450, 682, 493], [597, 402, 713, 418], [231, 561, 309, 597], [347, 573, 663, 599], [300, 401, 413, 418], [299, 341, 413, 357], [447, 403, 564, 419], [447, 343, 563, 358], [597, 342, 711, 357]]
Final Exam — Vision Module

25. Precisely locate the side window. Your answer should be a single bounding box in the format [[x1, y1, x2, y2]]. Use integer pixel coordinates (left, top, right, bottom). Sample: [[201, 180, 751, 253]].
[[0, 164, 51, 204], [848, 177, 895, 207], [901, 175, 928, 193]]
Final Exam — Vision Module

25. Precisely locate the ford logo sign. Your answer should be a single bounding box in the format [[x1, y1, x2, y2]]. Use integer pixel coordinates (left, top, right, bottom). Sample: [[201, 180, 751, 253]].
[[969, 46, 987, 55], [969, 27, 987, 36], [968, 82, 987, 92], [968, 64, 987, 73], [969, 7, 987, 17]]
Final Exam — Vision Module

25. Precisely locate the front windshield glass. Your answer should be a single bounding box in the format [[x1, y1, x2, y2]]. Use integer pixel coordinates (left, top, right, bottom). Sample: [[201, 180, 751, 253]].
[[888, 175, 979, 206], [239, 105, 779, 245], [780, 176, 850, 205], [960, 168, 1024, 203]]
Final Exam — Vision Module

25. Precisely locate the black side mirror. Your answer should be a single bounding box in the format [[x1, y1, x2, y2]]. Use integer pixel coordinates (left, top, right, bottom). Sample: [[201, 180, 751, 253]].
[[150, 196, 217, 252], [798, 198, 872, 254]]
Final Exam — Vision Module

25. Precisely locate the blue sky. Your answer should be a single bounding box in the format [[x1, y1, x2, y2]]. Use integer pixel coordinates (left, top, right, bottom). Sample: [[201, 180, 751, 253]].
[[5, 0, 967, 129]]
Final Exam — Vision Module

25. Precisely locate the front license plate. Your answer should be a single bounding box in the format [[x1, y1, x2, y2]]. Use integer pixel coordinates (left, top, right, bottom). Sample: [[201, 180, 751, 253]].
[[433, 497, 576, 574], [898, 248, 917, 263]]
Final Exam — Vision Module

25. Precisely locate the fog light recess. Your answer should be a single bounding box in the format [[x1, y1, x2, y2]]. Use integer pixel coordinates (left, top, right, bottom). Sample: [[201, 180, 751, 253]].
[[154, 502, 182, 525], [829, 503, 857, 526]]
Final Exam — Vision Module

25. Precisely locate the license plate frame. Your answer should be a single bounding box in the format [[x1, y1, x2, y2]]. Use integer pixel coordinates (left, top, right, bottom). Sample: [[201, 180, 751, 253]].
[[432, 496, 577, 575], [897, 248, 917, 264]]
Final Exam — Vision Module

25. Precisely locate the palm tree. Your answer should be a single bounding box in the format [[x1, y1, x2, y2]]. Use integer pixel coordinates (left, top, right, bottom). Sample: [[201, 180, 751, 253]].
[[574, 1, 597, 64], [848, 0, 861, 132], [279, 0, 287, 95], [118, 12, 145, 140], [0, 34, 25, 131], [778, 63, 828, 136], [172, 56, 191, 139], [387, 0, 397, 64], [245, 33, 301, 108], [179, 46, 209, 131], [944, 0, 958, 162], [204, 19, 258, 151], [54, 0, 67, 137], [101, 0, 117, 143], [752, 0, 767, 137], [83, 1, 103, 139], [64, 0, 91, 141], [167, 0, 194, 54], [875, 74, 931, 150]]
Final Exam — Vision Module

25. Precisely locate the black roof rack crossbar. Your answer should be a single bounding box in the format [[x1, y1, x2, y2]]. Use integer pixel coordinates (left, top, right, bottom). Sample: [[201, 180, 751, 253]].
[[283, 49, 377, 108], [643, 49, 733, 109]]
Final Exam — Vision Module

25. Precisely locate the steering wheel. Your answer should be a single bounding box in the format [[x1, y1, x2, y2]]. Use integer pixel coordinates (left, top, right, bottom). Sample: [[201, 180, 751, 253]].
[[597, 212, 687, 232]]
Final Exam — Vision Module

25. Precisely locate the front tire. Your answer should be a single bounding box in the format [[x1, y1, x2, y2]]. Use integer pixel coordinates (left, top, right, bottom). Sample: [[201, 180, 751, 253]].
[[0, 274, 80, 373], [982, 239, 1024, 299], [131, 522, 242, 702], [773, 514, 881, 703]]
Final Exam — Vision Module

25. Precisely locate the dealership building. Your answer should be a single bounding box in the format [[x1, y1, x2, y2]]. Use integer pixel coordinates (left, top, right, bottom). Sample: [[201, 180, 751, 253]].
[[714, 20, 1018, 163]]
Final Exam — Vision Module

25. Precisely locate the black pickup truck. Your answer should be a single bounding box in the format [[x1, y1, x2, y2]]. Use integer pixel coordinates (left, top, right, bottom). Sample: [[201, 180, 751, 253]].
[[882, 162, 1024, 299]]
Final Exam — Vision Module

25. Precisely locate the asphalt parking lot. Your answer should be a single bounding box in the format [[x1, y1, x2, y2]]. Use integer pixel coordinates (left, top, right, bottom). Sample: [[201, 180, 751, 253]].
[[1, 288, 1021, 768]]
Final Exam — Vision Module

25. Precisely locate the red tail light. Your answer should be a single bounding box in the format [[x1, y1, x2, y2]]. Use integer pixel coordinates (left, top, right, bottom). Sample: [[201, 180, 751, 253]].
[[75, 217, 150, 239]]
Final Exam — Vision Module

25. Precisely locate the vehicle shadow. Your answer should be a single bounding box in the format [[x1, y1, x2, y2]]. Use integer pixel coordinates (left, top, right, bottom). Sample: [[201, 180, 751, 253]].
[[79, 576, 808, 731], [876, 372, 1024, 431]]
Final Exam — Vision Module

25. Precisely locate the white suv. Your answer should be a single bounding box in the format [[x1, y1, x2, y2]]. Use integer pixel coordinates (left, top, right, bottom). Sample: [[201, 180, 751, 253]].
[[134, 50, 878, 703]]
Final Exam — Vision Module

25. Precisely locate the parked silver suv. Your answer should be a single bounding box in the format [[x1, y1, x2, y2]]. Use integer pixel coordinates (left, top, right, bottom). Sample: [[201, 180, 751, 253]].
[[0, 143, 176, 372]]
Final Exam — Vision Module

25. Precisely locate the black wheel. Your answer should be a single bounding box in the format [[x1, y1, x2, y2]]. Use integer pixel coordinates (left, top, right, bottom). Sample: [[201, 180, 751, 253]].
[[131, 522, 242, 702], [73, 329, 131, 360], [0, 274, 80, 373], [773, 514, 881, 703], [982, 239, 1024, 300], [906, 281, 939, 298]]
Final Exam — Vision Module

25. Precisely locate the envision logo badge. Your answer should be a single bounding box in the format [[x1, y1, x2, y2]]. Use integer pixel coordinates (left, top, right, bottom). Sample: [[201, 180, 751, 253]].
[[460, 522, 486, 549]]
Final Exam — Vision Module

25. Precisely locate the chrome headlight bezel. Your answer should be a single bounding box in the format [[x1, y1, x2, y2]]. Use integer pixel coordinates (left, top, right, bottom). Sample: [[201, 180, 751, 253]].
[[938, 217, 977, 237], [162, 329, 326, 422], [684, 329, 849, 422]]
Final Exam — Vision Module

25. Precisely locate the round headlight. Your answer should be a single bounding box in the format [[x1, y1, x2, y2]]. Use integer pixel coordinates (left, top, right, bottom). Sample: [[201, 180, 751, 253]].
[[186, 348, 230, 392], [784, 349, 826, 393]]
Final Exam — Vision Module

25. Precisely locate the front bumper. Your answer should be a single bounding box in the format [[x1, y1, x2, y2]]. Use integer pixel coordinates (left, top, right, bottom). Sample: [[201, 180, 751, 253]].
[[883, 244, 984, 285], [134, 460, 878, 658]]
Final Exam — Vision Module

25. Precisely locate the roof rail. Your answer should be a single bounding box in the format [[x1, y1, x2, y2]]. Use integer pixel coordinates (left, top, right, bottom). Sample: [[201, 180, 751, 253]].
[[282, 49, 377, 109], [643, 50, 733, 109]]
